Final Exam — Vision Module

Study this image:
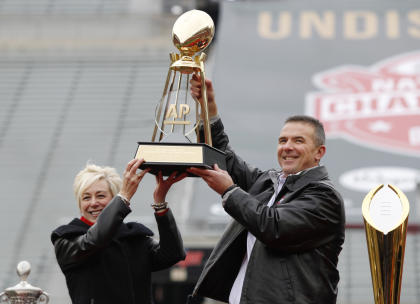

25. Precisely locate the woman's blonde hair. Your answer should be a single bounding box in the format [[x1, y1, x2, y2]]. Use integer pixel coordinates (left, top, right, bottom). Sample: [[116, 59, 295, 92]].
[[73, 163, 122, 208]]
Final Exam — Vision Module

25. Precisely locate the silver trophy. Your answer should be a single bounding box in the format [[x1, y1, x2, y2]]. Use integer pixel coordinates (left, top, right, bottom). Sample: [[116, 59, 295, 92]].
[[0, 261, 49, 304]]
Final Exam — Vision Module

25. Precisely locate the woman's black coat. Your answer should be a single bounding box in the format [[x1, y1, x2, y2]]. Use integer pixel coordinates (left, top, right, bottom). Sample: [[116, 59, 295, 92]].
[[51, 197, 185, 304]]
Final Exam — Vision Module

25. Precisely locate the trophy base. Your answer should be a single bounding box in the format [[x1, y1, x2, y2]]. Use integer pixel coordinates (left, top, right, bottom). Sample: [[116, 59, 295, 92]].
[[135, 142, 227, 177]]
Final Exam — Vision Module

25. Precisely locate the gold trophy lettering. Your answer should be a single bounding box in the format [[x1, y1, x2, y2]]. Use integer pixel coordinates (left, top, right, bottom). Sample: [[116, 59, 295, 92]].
[[135, 9, 226, 176], [362, 184, 409, 304]]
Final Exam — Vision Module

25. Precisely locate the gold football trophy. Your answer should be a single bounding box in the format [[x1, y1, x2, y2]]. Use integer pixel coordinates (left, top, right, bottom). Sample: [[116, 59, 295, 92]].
[[135, 9, 226, 176], [362, 184, 409, 304]]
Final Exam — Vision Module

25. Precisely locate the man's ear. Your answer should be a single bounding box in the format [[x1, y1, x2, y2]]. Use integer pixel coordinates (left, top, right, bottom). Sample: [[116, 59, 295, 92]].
[[315, 145, 326, 163]]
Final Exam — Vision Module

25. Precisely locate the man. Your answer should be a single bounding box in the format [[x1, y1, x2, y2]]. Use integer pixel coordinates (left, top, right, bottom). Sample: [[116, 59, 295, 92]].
[[186, 75, 345, 304]]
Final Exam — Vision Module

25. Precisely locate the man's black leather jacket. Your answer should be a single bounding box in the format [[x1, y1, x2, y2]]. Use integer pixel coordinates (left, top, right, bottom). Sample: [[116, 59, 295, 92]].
[[190, 118, 345, 304]]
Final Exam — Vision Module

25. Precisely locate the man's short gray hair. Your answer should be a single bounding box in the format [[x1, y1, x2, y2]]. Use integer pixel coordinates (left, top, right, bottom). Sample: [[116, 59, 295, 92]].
[[285, 115, 325, 146]]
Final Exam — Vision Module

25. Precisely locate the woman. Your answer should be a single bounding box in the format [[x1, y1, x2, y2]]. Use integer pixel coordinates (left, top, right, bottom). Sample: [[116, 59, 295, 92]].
[[51, 158, 187, 304]]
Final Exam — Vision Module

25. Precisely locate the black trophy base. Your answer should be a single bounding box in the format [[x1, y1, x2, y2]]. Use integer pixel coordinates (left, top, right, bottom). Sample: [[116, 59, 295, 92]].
[[135, 142, 227, 177]]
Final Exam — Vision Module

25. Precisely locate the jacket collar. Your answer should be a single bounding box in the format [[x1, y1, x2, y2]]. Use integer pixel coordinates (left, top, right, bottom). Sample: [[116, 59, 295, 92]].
[[268, 170, 280, 193], [282, 165, 328, 192], [53, 218, 154, 240]]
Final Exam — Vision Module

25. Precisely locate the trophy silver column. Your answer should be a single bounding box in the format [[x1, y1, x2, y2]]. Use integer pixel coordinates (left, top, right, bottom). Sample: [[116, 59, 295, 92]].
[[0, 261, 49, 304]]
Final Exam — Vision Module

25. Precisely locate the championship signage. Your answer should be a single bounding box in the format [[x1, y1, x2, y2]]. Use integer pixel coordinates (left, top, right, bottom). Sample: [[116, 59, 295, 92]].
[[306, 51, 420, 157], [213, 0, 420, 225]]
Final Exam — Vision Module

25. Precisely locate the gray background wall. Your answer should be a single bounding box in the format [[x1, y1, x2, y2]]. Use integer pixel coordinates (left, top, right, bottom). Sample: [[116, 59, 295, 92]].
[[0, 1, 419, 303]]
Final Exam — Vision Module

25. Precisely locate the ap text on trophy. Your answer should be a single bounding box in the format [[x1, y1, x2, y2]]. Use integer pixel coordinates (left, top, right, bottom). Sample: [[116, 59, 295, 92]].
[[135, 9, 226, 176], [362, 184, 409, 304]]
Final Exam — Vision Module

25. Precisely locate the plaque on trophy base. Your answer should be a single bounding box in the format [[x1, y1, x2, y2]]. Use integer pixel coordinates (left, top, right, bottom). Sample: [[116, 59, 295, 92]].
[[135, 142, 226, 176]]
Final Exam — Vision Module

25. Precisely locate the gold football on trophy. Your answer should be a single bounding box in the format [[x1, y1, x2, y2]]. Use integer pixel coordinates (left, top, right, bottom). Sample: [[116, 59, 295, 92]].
[[172, 9, 215, 56], [171, 10, 215, 73]]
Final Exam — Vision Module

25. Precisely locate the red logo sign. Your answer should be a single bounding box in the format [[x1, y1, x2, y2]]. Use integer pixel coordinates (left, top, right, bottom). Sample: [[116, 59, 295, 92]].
[[176, 250, 204, 268], [306, 52, 420, 157]]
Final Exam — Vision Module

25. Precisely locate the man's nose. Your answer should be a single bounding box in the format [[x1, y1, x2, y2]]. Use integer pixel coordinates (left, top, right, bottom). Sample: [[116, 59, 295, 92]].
[[283, 140, 294, 150]]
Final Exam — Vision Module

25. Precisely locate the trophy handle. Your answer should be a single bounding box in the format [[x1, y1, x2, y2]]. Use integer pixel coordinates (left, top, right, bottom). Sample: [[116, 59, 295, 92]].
[[198, 53, 212, 146], [39, 292, 49, 303], [153, 57, 175, 142], [0, 292, 8, 303]]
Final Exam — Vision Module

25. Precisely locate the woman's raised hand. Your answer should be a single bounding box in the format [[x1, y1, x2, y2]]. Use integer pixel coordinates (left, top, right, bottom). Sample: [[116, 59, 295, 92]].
[[153, 171, 187, 203], [120, 158, 150, 201]]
